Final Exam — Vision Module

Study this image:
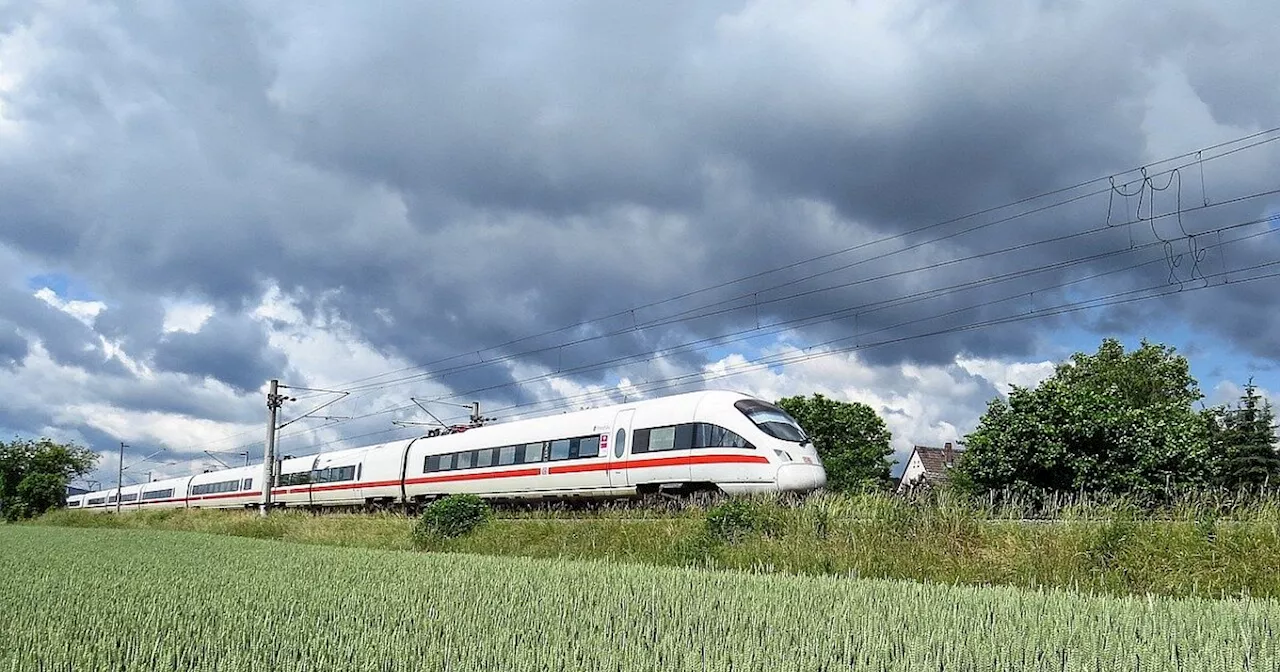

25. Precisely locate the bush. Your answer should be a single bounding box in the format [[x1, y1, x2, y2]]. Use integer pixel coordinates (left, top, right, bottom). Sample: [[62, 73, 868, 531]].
[[705, 498, 781, 544], [413, 495, 491, 546]]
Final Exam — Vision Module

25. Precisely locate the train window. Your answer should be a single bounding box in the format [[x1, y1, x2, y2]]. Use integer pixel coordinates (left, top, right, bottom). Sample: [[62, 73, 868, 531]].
[[633, 429, 650, 453], [576, 436, 601, 458], [675, 424, 696, 450], [142, 488, 174, 501], [193, 479, 239, 495], [498, 445, 517, 465], [425, 455, 440, 473], [614, 429, 626, 458], [108, 495, 118, 503], [550, 439, 571, 461], [523, 443, 543, 463], [279, 472, 310, 486], [735, 399, 809, 443], [88, 497, 105, 505], [243, 479, 253, 490], [441, 453, 456, 471], [695, 424, 753, 449], [476, 448, 494, 468], [456, 451, 473, 470], [649, 426, 676, 451]]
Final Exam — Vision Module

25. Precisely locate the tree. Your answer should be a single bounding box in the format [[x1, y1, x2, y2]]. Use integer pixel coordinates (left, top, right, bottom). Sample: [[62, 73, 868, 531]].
[[775, 393, 892, 491], [954, 339, 1215, 501], [1207, 379, 1280, 491], [0, 437, 98, 521]]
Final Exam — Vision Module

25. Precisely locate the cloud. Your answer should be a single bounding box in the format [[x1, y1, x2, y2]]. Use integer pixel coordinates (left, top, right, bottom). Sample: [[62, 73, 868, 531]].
[[0, 1, 1278, 486]]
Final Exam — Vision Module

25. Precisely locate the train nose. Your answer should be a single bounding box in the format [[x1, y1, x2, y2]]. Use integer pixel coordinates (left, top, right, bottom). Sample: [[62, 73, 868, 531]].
[[775, 463, 827, 492]]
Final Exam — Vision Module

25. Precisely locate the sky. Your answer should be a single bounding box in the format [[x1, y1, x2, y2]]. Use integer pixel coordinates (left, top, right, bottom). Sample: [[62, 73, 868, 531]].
[[1, 0, 1279, 489]]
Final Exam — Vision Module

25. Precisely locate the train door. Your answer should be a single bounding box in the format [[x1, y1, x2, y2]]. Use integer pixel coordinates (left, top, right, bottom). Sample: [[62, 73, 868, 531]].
[[608, 409, 634, 489]]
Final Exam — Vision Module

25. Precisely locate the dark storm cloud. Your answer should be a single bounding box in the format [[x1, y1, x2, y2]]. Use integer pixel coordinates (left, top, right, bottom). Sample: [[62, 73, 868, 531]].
[[0, 0, 1279, 434], [0, 320, 26, 369], [153, 314, 287, 393]]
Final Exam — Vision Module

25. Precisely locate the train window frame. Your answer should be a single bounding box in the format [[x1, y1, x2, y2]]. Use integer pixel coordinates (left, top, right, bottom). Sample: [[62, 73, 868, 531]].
[[576, 436, 601, 458]]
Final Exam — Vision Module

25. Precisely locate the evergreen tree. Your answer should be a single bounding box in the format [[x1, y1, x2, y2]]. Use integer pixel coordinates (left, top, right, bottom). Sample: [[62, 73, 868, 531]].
[[1211, 380, 1280, 491]]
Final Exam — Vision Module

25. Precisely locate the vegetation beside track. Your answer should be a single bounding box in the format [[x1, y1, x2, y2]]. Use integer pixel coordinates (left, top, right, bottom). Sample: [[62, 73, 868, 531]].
[[32, 490, 1280, 599], [5, 525, 1279, 671]]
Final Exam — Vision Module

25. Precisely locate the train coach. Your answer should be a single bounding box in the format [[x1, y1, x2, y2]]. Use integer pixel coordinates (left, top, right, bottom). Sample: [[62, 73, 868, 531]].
[[73, 389, 827, 512]]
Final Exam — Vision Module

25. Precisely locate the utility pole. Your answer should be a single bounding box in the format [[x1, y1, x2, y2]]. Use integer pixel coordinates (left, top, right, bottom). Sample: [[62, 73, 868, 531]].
[[115, 441, 128, 513], [261, 379, 283, 517]]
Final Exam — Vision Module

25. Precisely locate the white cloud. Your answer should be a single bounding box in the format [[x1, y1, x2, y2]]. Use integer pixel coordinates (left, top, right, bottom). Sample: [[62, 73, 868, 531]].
[[33, 287, 106, 326], [693, 344, 1054, 470], [1206, 379, 1276, 409], [161, 300, 214, 333], [956, 356, 1056, 395]]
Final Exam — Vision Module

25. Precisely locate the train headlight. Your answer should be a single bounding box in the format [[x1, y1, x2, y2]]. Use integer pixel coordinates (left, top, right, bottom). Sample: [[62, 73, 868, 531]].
[[773, 449, 793, 462]]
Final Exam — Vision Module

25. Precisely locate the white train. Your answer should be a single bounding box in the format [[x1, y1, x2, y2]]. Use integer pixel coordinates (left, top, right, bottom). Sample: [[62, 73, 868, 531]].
[[67, 390, 827, 512]]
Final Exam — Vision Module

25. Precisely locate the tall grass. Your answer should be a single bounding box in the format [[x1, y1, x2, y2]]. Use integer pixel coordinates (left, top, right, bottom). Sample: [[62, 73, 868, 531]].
[[4, 525, 1278, 671], [33, 489, 1280, 598]]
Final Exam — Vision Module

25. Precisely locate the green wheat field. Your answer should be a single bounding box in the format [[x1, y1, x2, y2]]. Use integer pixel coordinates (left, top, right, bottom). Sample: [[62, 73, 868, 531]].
[[2, 525, 1278, 671]]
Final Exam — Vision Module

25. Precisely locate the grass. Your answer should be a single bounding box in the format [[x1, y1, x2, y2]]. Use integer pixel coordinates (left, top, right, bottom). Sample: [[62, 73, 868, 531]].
[[4, 525, 1279, 671], [33, 489, 1280, 598]]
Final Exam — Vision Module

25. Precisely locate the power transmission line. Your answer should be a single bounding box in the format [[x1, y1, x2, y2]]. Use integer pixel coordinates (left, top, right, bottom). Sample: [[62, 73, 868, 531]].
[[326, 128, 1280, 393], [260, 212, 1280, 458], [224, 204, 1280, 456]]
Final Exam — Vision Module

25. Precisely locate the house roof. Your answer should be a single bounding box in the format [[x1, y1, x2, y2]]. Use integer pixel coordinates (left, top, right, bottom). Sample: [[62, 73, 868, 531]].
[[912, 445, 962, 479], [897, 444, 963, 490]]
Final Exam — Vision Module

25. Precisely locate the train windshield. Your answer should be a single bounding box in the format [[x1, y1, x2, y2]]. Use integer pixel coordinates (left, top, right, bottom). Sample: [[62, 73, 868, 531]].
[[734, 400, 809, 443]]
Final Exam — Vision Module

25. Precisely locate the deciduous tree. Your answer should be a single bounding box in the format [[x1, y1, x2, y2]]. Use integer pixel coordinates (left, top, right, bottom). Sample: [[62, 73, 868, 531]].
[[954, 339, 1214, 501], [0, 437, 97, 521]]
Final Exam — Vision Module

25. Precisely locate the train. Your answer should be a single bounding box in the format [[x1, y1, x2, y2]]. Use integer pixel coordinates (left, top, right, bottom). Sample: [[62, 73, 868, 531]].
[[66, 389, 827, 512]]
